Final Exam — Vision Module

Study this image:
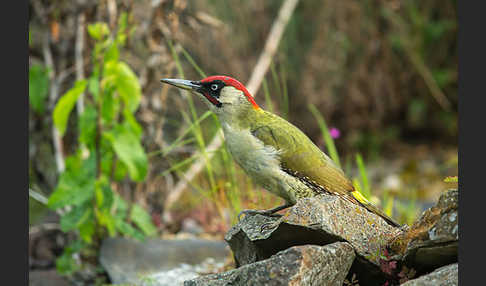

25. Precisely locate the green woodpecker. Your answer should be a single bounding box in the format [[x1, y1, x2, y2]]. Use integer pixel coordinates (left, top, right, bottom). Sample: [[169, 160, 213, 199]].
[[161, 75, 400, 227]]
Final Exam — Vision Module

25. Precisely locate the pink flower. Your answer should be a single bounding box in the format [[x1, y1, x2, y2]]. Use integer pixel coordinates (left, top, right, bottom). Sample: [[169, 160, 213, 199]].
[[329, 127, 340, 139]]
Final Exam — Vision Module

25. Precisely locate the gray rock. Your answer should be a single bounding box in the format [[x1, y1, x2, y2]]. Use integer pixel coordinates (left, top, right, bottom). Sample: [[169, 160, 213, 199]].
[[401, 263, 458, 286], [181, 218, 204, 235], [390, 189, 458, 273], [100, 237, 230, 285], [185, 242, 355, 286], [226, 194, 402, 267], [29, 270, 70, 286]]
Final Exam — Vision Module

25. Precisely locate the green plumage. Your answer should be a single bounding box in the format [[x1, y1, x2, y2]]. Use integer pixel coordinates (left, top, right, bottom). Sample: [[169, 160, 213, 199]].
[[247, 109, 400, 227], [249, 110, 353, 196]]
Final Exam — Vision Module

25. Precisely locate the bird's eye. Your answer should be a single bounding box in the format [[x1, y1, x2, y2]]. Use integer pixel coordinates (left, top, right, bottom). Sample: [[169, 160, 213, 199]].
[[211, 84, 219, 91]]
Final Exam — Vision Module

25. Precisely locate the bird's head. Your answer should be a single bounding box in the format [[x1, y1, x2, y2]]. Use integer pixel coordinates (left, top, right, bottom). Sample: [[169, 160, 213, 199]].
[[161, 75, 259, 117]]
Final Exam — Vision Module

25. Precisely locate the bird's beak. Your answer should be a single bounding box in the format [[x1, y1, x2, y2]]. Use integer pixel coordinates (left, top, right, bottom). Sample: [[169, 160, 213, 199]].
[[160, 78, 202, 92]]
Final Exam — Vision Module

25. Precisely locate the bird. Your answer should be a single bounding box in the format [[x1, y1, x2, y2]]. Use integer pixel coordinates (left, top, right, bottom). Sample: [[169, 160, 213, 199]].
[[161, 75, 401, 227]]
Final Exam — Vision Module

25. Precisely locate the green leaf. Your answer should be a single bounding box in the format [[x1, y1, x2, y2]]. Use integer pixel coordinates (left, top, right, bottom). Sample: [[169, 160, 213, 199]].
[[122, 108, 142, 137], [60, 206, 95, 243], [113, 161, 128, 181], [113, 194, 129, 218], [95, 179, 105, 208], [53, 80, 87, 136], [104, 61, 141, 113], [88, 75, 100, 100], [87, 22, 109, 41], [96, 208, 117, 237], [78, 218, 95, 243], [95, 175, 114, 209], [56, 240, 84, 275], [47, 153, 95, 209], [130, 204, 156, 236], [48, 171, 94, 209], [29, 65, 49, 114], [104, 125, 148, 181], [102, 152, 128, 181], [115, 218, 145, 241], [101, 89, 120, 124], [104, 42, 120, 63], [78, 105, 97, 148], [60, 203, 90, 232], [116, 13, 129, 46]]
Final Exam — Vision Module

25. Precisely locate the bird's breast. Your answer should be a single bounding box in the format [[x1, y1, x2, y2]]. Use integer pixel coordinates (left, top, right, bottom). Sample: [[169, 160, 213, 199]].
[[220, 122, 316, 204], [221, 123, 281, 175]]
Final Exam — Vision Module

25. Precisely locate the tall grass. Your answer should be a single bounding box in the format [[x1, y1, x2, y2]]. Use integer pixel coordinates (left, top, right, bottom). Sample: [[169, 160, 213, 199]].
[[166, 40, 221, 216]]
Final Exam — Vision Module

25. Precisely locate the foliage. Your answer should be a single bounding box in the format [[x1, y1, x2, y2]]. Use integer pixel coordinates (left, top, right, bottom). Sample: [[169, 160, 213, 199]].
[[29, 64, 50, 114], [47, 14, 155, 275]]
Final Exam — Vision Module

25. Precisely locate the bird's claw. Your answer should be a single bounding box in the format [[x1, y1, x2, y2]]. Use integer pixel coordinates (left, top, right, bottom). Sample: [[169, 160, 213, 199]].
[[260, 221, 279, 233]]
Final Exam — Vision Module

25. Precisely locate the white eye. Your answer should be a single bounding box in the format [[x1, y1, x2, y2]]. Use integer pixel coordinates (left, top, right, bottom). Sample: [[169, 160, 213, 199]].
[[211, 84, 218, 91]]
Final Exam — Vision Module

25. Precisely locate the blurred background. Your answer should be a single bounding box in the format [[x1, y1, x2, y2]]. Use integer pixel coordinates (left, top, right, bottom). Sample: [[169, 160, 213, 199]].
[[29, 0, 457, 284]]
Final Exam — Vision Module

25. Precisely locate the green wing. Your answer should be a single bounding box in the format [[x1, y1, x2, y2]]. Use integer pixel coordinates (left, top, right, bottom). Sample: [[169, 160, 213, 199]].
[[250, 110, 401, 227], [250, 110, 354, 195]]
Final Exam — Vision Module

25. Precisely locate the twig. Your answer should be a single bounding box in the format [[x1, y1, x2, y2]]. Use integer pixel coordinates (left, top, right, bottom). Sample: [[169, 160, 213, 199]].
[[29, 188, 49, 205], [195, 11, 225, 28], [245, 0, 300, 94], [29, 188, 65, 215], [29, 223, 61, 236], [383, 6, 451, 111], [162, 0, 300, 218], [107, 0, 117, 29], [43, 33, 65, 173], [406, 49, 451, 111], [75, 12, 86, 117]]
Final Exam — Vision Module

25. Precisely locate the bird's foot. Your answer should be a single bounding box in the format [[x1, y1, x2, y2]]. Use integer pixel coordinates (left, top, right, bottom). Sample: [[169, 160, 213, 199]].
[[237, 203, 293, 222], [260, 220, 282, 232]]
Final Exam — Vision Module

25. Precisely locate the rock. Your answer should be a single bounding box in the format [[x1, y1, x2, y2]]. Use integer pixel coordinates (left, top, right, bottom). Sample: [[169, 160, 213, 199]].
[[401, 263, 458, 286], [184, 242, 355, 286], [226, 194, 402, 267], [100, 237, 230, 285], [225, 194, 403, 285], [390, 189, 458, 273], [181, 218, 204, 235], [29, 270, 70, 286]]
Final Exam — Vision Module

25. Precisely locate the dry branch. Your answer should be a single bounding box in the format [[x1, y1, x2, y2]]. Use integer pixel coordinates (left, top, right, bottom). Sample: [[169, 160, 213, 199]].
[[43, 33, 65, 173], [163, 0, 300, 220], [75, 13, 86, 116]]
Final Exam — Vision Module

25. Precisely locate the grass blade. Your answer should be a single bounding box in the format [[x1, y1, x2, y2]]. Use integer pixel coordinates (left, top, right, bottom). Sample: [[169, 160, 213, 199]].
[[308, 103, 341, 167], [355, 153, 371, 199]]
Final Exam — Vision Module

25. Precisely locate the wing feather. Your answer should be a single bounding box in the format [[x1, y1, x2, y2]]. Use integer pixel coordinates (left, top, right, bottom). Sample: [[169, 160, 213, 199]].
[[250, 110, 401, 227], [250, 111, 354, 195]]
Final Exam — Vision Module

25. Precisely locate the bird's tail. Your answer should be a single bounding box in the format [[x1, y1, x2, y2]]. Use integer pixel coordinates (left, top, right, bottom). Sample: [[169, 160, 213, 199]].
[[350, 189, 402, 227]]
